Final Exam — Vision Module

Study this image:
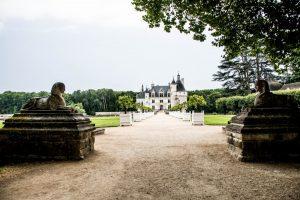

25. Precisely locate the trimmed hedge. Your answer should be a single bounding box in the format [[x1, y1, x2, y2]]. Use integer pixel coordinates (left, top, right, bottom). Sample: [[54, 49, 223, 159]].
[[216, 90, 300, 114]]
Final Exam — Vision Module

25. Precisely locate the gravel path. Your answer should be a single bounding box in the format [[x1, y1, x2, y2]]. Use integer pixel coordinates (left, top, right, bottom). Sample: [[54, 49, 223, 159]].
[[0, 113, 299, 200]]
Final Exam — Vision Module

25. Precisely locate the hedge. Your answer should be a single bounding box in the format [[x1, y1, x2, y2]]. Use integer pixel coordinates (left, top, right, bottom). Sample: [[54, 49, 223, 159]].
[[216, 89, 300, 114]]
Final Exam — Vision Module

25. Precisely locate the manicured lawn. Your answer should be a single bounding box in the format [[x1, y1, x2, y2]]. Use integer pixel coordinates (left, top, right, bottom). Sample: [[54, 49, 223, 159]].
[[0, 115, 234, 129], [204, 114, 234, 126], [91, 116, 120, 128]]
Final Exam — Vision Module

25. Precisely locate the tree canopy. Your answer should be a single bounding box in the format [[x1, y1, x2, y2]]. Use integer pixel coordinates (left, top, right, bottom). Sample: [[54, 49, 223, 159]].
[[132, 0, 300, 66], [187, 94, 207, 111], [117, 95, 135, 114]]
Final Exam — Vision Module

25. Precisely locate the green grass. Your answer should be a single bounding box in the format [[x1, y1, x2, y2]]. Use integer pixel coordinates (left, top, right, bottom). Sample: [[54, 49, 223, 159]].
[[204, 114, 234, 126], [0, 115, 234, 129], [91, 116, 120, 128]]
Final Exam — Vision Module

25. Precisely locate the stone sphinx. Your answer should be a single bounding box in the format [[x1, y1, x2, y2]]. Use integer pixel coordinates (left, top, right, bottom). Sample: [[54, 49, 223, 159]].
[[0, 83, 95, 163], [254, 80, 297, 108], [225, 80, 300, 162], [22, 82, 66, 110]]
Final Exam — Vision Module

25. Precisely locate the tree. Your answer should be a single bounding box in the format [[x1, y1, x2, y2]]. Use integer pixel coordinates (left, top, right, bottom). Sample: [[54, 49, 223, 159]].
[[68, 102, 86, 114], [187, 95, 207, 112], [117, 95, 134, 114], [132, 0, 299, 66], [213, 52, 279, 95], [170, 102, 187, 111]]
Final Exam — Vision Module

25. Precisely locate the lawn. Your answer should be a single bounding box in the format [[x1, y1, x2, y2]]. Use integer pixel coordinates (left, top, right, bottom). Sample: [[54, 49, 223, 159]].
[[204, 114, 234, 126], [0, 115, 233, 129], [90, 116, 120, 128]]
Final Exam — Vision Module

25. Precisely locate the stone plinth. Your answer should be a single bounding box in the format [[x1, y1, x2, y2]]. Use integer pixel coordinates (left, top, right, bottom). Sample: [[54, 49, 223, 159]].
[[0, 109, 95, 163], [225, 107, 300, 162]]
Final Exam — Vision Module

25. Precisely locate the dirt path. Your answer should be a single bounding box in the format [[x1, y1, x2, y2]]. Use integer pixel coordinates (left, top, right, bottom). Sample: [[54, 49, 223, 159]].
[[0, 113, 300, 200]]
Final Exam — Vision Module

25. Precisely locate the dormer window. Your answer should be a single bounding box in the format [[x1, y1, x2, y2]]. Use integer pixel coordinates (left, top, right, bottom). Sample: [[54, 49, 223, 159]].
[[151, 92, 155, 97], [159, 92, 164, 97], [167, 92, 170, 97]]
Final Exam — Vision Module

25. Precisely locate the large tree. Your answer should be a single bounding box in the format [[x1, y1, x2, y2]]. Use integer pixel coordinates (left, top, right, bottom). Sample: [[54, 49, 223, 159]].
[[132, 0, 300, 67], [213, 52, 279, 94]]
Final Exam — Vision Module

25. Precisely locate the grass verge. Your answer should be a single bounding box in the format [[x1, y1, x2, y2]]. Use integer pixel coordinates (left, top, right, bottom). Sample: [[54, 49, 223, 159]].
[[91, 116, 120, 128], [204, 114, 234, 126]]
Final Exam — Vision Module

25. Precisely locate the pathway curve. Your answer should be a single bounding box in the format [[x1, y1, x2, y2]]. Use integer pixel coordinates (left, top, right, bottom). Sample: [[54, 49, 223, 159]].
[[0, 113, 300, 200]]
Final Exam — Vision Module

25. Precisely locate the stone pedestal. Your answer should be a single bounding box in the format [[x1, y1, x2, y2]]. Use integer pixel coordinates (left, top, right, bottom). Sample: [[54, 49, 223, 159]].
[[225, 107, 300, 162], [0, 109, 95, 163]]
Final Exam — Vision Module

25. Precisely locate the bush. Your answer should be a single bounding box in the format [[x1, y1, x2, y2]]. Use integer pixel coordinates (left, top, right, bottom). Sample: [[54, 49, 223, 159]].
[[216, 89, 300, 114]]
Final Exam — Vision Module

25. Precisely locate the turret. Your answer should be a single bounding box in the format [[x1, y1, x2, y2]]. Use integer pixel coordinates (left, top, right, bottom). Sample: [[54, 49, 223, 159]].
[[177, 73, 180, 81]]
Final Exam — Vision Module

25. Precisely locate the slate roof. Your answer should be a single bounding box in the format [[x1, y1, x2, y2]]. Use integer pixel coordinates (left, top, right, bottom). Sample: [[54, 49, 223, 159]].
[[150, 85, 170, 97], [176, 79, 185, 92], [136, 75, 186, 99]]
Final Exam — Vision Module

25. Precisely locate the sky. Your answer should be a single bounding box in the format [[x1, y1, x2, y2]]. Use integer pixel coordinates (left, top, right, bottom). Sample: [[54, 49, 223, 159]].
[[0, 0, 224, 93]]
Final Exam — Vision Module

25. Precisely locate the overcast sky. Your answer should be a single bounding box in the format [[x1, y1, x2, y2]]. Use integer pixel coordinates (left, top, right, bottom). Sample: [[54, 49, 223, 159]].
[[0, 0, 224, 93]]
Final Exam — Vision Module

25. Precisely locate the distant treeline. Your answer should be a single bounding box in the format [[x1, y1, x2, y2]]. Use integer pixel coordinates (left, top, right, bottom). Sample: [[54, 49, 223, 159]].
[[0, 88, 231, 115], [0, 89, 136, 115]]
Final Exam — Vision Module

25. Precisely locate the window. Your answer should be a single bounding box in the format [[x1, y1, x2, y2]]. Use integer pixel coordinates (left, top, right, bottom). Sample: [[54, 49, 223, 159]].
[[160, 100, 163, 103], [151, 92, 155, 97], [159, 93, 164, 97], [167, 93, 170, 97], [168, 99, 170, 103], [152, 99, 155, 103]]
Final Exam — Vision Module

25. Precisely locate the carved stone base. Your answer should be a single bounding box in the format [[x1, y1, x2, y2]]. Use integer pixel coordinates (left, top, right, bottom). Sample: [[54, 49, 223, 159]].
[[0, 110, 95, 163], [225, 107, 300, 162]]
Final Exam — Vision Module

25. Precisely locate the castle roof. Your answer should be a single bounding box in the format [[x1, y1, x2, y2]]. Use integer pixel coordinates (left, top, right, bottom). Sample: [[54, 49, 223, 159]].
[[176, 79, 185, 92], [136, 74, 186, 99]]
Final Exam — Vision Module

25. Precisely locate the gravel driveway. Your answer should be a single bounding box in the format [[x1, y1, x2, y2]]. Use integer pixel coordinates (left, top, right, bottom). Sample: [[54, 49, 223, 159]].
[[0, 113, 299, 200]]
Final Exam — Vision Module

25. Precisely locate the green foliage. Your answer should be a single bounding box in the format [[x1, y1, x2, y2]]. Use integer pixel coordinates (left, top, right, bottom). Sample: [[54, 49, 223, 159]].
[[188, 89, 229, 113], [143, 106, 153, 112], [170, 103, 186, 111], [68, 102, 86, 114], [187, 94, 207, 112], [216, 90, 300, 114], [117, 95, 134, 113], [135, 103, 153, 112], [0, 91, 49, 114], [68, 89, 136, 115], [213, 52, 280, 95], [0, 89, 137, 115], [132, 0, 299, 67]]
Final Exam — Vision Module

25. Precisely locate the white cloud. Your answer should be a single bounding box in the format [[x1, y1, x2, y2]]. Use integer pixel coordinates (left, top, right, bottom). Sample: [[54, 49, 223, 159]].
[[0, 0, 142, 27]]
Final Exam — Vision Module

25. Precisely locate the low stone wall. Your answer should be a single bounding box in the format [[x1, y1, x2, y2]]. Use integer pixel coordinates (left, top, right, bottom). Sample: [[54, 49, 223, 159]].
[[0, 109, 95, 163], [225, 107, 300, 162]]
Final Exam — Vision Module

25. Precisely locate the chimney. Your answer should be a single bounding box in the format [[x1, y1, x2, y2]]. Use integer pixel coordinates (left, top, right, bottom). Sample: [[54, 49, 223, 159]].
[[181, 78, 184, 85]]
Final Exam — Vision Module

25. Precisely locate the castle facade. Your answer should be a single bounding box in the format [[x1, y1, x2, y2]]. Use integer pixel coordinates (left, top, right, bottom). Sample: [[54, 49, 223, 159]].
[[136, 74, 187, 110]]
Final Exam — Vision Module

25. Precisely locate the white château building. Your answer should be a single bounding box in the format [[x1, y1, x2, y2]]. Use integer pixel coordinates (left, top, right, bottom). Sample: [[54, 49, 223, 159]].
[[136, 74, 188, 110]]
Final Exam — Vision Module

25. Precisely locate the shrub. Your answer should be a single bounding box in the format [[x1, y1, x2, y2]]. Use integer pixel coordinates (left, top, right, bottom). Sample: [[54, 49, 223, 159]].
[[215, 90, 300, 114]]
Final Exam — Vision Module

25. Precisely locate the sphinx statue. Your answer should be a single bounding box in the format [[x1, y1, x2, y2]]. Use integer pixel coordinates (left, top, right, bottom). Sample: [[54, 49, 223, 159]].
[[254, 80, 297, 108], [22, 82, 67, 110]]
